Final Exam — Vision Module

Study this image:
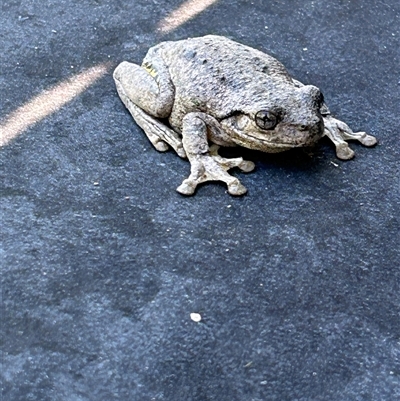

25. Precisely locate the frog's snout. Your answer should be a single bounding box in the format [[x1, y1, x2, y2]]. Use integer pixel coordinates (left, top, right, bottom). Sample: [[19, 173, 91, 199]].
[[299, 85, 324, 109], [294, 85, 325, 142], [289, 113, 324, 146], [308, 115, 324, 141]]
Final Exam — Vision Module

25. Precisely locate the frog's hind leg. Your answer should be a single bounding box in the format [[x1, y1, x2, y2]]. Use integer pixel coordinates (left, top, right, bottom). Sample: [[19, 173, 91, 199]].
[[113, 53, 185, 157], [115, 85, 186, 158], [323, 116, 377, 160]]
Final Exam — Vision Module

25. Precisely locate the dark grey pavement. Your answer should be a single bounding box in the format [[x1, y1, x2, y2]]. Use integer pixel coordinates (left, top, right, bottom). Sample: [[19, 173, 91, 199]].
[[1, 1, 400, 400]]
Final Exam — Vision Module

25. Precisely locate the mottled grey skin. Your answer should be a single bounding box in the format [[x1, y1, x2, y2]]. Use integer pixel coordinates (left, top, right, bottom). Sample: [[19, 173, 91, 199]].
[[114, 35, 377, 195]]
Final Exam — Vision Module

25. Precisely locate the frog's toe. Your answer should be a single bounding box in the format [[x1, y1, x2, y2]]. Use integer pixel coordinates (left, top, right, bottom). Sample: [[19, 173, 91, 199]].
[[238, 160, 255, 172], [227, 179, 248, 196], [357, 133, 377, 147], [176, 179, 197, 196], [336, 143, 355, 160], [154, 141, 169, 152], [176, 146, 187, 158]]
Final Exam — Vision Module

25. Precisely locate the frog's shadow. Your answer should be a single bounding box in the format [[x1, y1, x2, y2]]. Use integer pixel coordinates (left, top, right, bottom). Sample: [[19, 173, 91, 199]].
[[218, 136, 335, 174]]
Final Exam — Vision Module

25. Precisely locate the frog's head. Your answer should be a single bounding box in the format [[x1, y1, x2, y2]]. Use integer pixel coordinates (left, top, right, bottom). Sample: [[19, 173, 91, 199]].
[[220, 85, 325, 152]]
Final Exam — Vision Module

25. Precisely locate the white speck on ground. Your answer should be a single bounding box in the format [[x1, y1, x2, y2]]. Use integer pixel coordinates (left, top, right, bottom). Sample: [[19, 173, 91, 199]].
[[190, 313, 202, 322]]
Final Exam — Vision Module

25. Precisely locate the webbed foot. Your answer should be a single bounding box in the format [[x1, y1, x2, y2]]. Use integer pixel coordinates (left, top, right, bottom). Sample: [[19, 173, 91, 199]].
[[177, 145, 254, 196], [323, 116, 377, 160]]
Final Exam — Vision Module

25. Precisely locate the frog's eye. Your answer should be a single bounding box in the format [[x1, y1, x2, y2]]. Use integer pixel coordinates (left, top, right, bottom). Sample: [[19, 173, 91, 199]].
[[255, 110, 278, 130]]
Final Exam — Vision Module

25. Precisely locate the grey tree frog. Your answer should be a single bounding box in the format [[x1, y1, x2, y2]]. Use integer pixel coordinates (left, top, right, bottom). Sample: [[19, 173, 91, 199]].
[[114, 35, 377, 195]]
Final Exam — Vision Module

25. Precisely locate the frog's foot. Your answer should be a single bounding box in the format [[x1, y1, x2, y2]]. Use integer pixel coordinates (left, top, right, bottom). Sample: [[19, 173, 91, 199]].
[[177, 112, 255, 196], [323, 116, 377, 160], [177, 145, 255, 196]]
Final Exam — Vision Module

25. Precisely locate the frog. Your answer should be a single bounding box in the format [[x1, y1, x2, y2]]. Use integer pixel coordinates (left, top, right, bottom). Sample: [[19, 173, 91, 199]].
[[113, 35, 377, 195]]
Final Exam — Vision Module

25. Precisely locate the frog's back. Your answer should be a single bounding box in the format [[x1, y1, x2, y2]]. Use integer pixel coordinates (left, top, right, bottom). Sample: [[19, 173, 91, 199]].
[[156, 35, 293, 124], [158, 35, 292, 84]]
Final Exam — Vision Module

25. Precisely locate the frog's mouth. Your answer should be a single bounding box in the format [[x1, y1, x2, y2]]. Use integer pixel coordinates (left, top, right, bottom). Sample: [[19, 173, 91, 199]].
[[220, 116, 324, 152]]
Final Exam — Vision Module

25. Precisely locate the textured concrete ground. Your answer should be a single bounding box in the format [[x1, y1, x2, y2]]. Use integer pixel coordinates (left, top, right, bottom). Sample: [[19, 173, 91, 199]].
[[1, 0, 399, 400]]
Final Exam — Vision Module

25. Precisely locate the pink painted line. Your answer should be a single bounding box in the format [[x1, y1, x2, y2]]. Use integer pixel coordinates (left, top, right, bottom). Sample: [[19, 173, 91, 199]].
[[0, 63, 111, 147], [158, 0, 219, 33]]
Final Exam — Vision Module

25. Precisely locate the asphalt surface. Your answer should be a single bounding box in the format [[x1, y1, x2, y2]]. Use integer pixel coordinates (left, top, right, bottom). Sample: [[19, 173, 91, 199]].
[[1, 0, 400, 400]]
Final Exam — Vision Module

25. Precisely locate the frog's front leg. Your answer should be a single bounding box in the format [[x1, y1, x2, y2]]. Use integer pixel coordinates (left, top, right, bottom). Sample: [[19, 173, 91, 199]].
[[176, 113, 255, 196], [323, 115, 377, 160]]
